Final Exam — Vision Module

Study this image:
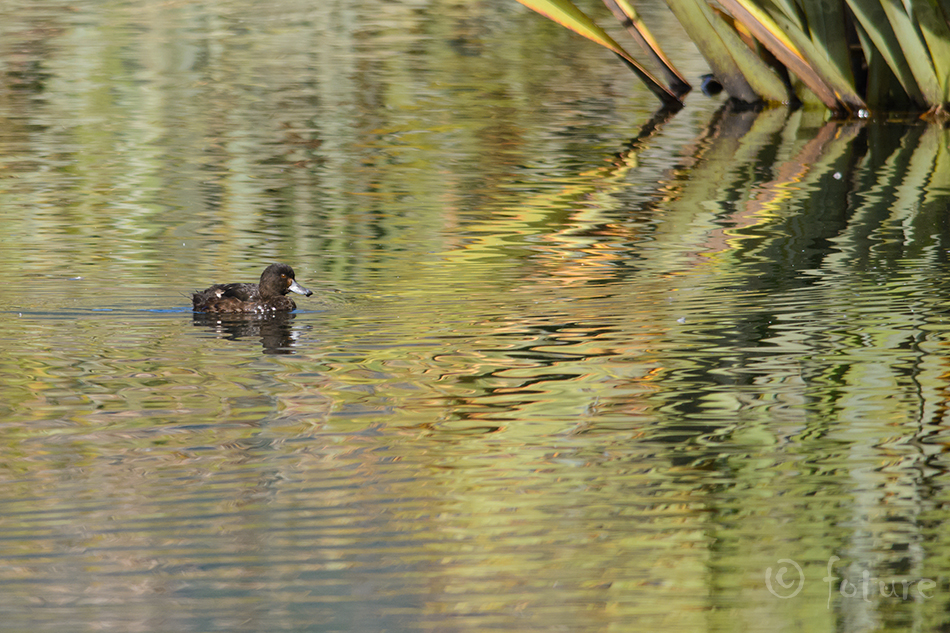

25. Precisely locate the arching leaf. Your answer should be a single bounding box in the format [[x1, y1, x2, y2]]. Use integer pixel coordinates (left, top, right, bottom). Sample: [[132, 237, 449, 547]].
[[517, 0, 682, 106]]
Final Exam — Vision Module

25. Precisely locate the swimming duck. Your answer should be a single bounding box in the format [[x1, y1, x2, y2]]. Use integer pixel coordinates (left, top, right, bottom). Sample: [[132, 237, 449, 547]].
[[192, 263, 313, 313]]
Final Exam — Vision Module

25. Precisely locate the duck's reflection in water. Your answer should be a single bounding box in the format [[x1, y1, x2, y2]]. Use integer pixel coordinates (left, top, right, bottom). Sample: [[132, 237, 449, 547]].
[[192, 312, 310, 354]]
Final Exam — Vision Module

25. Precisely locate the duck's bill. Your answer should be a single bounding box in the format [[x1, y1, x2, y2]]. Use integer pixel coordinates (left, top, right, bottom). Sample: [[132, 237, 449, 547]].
[[289, 280, 313, 297]]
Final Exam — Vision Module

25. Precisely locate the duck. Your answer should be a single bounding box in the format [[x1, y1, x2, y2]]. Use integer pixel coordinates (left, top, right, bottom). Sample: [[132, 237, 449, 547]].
[[192, 263, 313, 313]]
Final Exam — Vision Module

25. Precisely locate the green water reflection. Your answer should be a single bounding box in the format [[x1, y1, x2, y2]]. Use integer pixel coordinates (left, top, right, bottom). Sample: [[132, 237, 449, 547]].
[[2, 1, 950, 632]]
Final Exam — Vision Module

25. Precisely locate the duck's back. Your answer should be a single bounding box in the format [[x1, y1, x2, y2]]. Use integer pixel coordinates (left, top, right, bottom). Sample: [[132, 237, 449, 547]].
[[213, 283, 260, 302], [193, 282, 299, 313], [193, 282, 260, 313]]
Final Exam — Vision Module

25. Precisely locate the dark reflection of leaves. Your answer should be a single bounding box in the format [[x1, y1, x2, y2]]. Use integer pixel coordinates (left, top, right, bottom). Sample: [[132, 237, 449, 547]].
[[192, 312, 309, 355], [497, 104, 950, 447]]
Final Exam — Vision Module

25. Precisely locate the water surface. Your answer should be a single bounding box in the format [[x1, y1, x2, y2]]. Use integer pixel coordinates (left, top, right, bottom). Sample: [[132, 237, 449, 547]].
[[2, 1, 950, 632]]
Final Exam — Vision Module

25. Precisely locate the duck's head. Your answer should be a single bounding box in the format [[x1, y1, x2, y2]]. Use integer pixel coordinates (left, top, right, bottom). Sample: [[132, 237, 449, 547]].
[[260, 263, 313, 298]]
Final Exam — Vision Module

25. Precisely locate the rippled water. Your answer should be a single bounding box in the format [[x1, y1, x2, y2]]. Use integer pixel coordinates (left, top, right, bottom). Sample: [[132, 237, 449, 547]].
[[3, 1, 950, 632]]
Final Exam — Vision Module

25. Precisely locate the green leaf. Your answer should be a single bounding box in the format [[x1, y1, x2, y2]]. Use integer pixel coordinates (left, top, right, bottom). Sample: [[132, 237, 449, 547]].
[[602, 0, 691, 95], [718, 0, 867, 111], [516, 0, 682, 106], [879, 0, 942, 104], [845, 0, 926, 106], [853, 20, 912, 109], [665, 0, 788, 103], [910, 0, 950, 102], [798, 0, 855, 86]]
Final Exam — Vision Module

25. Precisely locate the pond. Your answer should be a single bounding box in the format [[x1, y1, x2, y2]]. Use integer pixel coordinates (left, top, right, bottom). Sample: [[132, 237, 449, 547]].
[[2, 1, 950, 632]]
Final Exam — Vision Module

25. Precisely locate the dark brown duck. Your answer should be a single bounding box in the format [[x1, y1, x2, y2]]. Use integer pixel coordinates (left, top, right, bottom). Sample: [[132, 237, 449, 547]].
[[192, 263, 313, 313]]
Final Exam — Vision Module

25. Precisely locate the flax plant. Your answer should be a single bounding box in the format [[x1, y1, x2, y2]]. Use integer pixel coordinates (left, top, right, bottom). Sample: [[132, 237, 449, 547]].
[[518, 0, 950, 116]]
